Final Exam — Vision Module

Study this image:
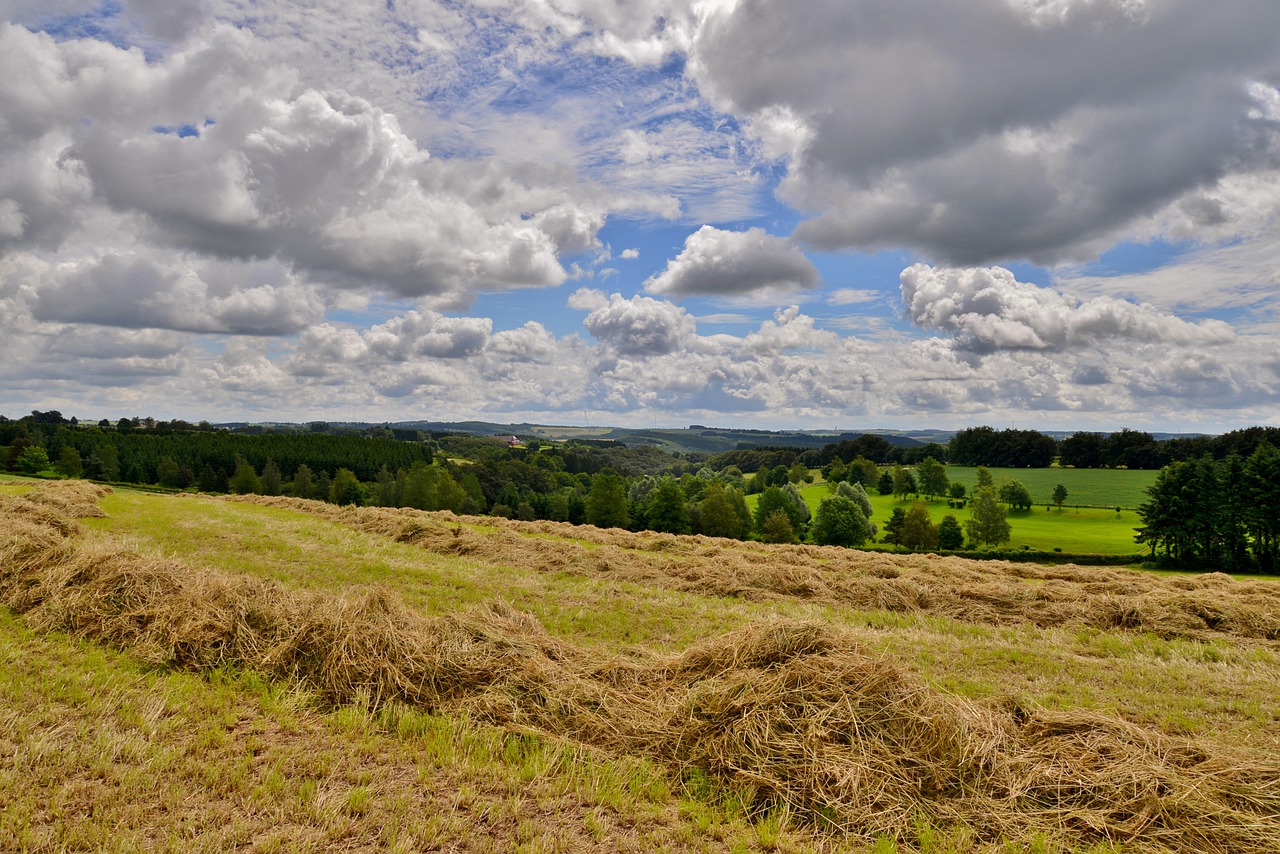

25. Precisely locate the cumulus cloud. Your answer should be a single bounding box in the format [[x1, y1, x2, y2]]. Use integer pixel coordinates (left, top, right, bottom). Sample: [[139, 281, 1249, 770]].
[[582, 293, 697, 355], [644, 225, 819, 300], [27, 253, 324, 335], [687, 0, 1280, 263], [0, 22, 627, 311], [900, 264, 1236, 352]]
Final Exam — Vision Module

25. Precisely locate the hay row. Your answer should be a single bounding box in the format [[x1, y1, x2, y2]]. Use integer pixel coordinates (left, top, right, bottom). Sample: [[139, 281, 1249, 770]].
[[230, 495, 1280, 642], [5, 482, 1280, 851]]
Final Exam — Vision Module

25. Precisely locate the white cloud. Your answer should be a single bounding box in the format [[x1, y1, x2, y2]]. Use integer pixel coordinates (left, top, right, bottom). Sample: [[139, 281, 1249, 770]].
[[620, 248, 639, 259], [827, 288, 880, 306], [644, 225, 819, 300], [687, 0, 1280, 264], [582, 293, 697, 355], [901, 263, 1235, 352]]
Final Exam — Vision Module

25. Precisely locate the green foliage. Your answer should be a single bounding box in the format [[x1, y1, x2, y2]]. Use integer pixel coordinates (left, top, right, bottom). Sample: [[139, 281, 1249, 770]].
[[811, 495, 870, 547], [835, 480, 873, 519], [915, 457, 949, 499], [753, 486, 807, 536], [291, 463, 315, 500], [1051, 483, 1068, 509], [1136, 449, 1280, 572], [329, 468, 364, 506], [696, 483, 750, 539], [998, 480, 1033, 511], [966, 486, 1011, 547], [586, 470, 629, 529], [17, 444, 50, 474], [760, 508, 798, 544], [646, 478, 691, 535], [876, 470, 894, 496], [261, 459, 283, 496], [891, 466, 917, 499], [880, 507, 906, 546], [937, 515, 964, 550], [229, 455, 262, 495], [56, 445, 83, 479], [899, 501, 939, 551]]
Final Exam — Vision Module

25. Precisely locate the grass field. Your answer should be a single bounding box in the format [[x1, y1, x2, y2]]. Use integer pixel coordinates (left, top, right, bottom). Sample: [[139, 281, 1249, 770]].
[[756, 482, 1145, 556], [943, 467, 1158, 510], [5, 481, 1280, 852]]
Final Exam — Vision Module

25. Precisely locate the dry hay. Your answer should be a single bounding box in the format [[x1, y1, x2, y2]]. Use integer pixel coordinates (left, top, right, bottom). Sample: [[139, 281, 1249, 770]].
[[5, 485, 1280, 852], [230, 495, 1280, 643]]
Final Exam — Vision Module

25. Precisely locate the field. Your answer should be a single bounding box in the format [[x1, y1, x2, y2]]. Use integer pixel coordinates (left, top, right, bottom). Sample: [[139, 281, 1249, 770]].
[[4, 480, 1280, 852], [943, 468, 1158, 510], [763, 466, 1160, 556]]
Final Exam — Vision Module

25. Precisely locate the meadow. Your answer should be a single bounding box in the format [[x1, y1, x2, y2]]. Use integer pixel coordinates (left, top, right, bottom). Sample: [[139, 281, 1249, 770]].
[[762, 466, 1160, 557], [3, 480, 1280, 853]]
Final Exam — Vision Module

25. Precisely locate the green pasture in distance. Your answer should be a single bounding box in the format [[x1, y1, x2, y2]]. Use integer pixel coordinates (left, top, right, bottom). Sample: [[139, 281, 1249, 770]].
[[942, 466, 1158, 509], [747, 482, 1145, 556]]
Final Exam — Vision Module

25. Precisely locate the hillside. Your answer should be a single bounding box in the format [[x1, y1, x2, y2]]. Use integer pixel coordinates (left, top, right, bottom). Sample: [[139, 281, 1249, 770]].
[[4, 480, 1280, 852]]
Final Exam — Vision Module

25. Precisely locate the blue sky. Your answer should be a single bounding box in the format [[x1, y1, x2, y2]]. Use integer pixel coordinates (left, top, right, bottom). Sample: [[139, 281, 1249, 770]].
[[1, 0, 1278, 432]]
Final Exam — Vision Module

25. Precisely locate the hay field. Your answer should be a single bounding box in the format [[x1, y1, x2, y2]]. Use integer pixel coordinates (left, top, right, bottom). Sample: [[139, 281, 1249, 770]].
[[5, 481, 1280, 853]]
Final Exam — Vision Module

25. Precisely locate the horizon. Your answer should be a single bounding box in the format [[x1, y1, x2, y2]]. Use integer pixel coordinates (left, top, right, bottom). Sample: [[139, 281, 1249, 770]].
[[2, 3, 1279, 434]]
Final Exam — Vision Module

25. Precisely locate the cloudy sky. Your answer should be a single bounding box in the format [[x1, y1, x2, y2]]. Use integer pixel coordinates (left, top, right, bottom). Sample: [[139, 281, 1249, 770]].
[[1, 0, 1278, 432]]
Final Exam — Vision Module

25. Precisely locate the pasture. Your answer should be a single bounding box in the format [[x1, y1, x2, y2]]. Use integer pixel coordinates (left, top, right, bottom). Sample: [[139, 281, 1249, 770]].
[[4, 481, 1280, 852]]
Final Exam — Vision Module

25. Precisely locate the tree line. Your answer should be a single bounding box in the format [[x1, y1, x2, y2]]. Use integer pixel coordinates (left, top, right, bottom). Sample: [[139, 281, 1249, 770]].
[[1135, 445, 1280, 573]]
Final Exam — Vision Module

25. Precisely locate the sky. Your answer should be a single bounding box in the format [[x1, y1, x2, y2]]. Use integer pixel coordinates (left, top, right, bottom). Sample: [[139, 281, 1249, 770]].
[[1, 0, 1278, 433]]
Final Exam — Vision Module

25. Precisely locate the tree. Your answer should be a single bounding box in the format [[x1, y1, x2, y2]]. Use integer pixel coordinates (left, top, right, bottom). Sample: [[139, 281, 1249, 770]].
[[96, 443, 120, 481], [975, 466, 993, 489], [329, 468, 363, 505], [891, 466, 917, 500], [229, 455, 261, 495], [1244, 443, 1280, 573], [646, 478, 691, 534], [697, 483, 750, 539], [314, 470, 332, 502], [760, 509, 798, 544], [965, 486, 1011, 547], [899, 501, 939, 551], [916, 457, 949, 500], [56, 445, 83, 479], [876, 470, 894, 496], [880, 507, 907, 546], [156, 456, 186, 488], [937, 515, 964, 550], [754, 486, 807, 535], [586, 470, 629, 529], [835, 480, 873, 520], [781, 482, 811, 525], [291, 463, 315, 500], [812, 495, 871, 547], [261, 459, 283, 496], [197, 464, 227, 493], [18, 445, 50, 474], [1051, 483, 1068, 510], [998, 480, 1033, 511], [948, 482, 967, 502]]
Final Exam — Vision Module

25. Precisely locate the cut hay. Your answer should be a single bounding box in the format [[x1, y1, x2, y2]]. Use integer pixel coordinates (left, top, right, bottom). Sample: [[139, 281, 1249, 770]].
[[231, 495, 1280, 643], [5, 484, 1280, 851]]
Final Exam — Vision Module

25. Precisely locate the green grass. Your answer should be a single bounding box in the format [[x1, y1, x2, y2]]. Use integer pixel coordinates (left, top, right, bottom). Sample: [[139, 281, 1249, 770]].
[[754, 482, 1144, 555], [942, 467, 1157, 509]]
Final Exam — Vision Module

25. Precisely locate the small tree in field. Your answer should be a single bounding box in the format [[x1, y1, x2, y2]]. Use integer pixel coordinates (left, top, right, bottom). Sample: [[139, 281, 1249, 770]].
[[1051, 483, 1068, 510], [899, 501, 939, 551], [998, 480, 1033, 512], [812, 496, 870, 548], [966, 486, 1011, 547], [937, 515, 964, 550], [761, 509, 798, 544]]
